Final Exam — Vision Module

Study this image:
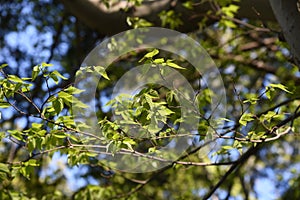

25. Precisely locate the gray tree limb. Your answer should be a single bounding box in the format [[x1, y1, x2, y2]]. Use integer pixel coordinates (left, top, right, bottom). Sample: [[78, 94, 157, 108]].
[[60, 0, 300, 67], [269, 0, 300, 66], [60, 0, 275, 35]]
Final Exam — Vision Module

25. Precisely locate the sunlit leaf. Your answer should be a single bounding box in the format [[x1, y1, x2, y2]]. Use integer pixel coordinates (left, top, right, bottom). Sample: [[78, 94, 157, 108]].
[[239, 113, 254, 126], [94, 65, 110, 80]]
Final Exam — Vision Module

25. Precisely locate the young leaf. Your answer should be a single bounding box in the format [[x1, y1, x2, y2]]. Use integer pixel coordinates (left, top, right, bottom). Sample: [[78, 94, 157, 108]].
[[157, 107, 174, 116], [144, 49, 159, 59], [32, 65, 40, 81], [0, 102, 10, 108], [239, 113, 254, 126], [0, 63, 8, 69], [64, 86, 85, 94], [123, 138, 136, 151], [53, 97, 64, 114], [222, 145, 234, 150], [139, 49, 159, 63], [94, 66, 110, 80], [0, 163, 9, 174], [41, 62, 53, 68], [8, 75, 24, 83], [72, 97, 89, 108], [153, 58, 165, 64], [268, 83, 292, 93], [26, 159, 39, 167], [8, 130, 23, 141], [166, 60, 185, 69], [58, 91, 73, 104], [182, 1, 193, 9], [51, 130, 66, 139], [51, 70, 68, 80]]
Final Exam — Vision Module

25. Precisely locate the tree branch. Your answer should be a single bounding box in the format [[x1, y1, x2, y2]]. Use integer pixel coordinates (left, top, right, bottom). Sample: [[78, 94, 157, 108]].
[[269, 0, 300, 67], [203, 144, 260, 200], [60, 0, 276, 35]]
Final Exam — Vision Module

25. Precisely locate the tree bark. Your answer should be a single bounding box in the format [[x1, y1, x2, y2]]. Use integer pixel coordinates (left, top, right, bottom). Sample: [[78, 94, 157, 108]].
[[60, 0, 300, 67], [269, 0, 300, 66], [60, 0, 275, 35]]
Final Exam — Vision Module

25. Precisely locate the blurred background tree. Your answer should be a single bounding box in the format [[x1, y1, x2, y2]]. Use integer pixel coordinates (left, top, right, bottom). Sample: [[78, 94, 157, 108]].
[[1, 0, 300, 199]]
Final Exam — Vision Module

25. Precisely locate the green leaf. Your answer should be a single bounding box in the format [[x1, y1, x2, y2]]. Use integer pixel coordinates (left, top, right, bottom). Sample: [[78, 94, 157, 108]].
[[123, 138, 136, 151], [32, 65, 40, 81], [64, 86, 85, 94], [31, 123, 43, 130], [94, 66, 110, 80], [243, 93, 259, 104], [0, 163, 10, 181], [0, 102, 10, 108], [265, 89, 272, 99], [139, 49, 159, 62], [0, 63, 8, 69], [221, 19, 237, 28], [166, 60, 185, 69], [8, 75, 24, 83], [27, 138, 36, 152], [153, 58, 165, 64], [166, 90, 175, 103], [157, 107, 174, 116], [53, 70, 67, 80], [0, 163, 9, 174], [72, 97, 89, 108], [85, 152, 98, 157], [239, 113, 254, 126], [144, 49, 159, 59], [51, 130, 66, 139], [26, 159, 39, 167], [8, 130, 23, 141], [41, 62, 53, 68], [268, 83, 292, 93], [182, 1, 193, 9], [260, 111, 283, 123], [126, 17, 153, 28], [221, 4, 239, 17], [159, 10, 183, 29], [53, 97, 64, 114], [222, 145, 234, 150], [147, 123, 161, 134], [58, 91, 73, 103], [50, 70, 67, 84]]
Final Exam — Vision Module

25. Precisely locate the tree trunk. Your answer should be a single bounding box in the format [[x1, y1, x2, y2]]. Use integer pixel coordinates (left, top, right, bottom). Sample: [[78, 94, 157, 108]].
[[60, 0, 275, 35], [60, 0, 300, 67], [269, 0, 300, 66]]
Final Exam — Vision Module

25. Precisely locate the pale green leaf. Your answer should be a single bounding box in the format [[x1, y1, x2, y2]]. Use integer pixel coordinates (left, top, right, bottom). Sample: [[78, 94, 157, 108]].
[[41, 62, 53, 68], [64, 86, 85, 94], [94, 66, 110, 80], [32, 65, 40, 81], [51, 70, 68, 80], [239, 113, 254, 126], [268, 83, 292, 93], [0, 64, 8, 69], [157, 107, 174, 116], [8, 75, 24, 83], [144, 49, 159, 58], [53, 98, 64, 114], [153, 58, 165, 64], [0, 102, 10, 108], [222, 146, 233, 150], [0, 163, 9, 174], [166, 61, 185, 69], [182, 1, 193, 9]]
